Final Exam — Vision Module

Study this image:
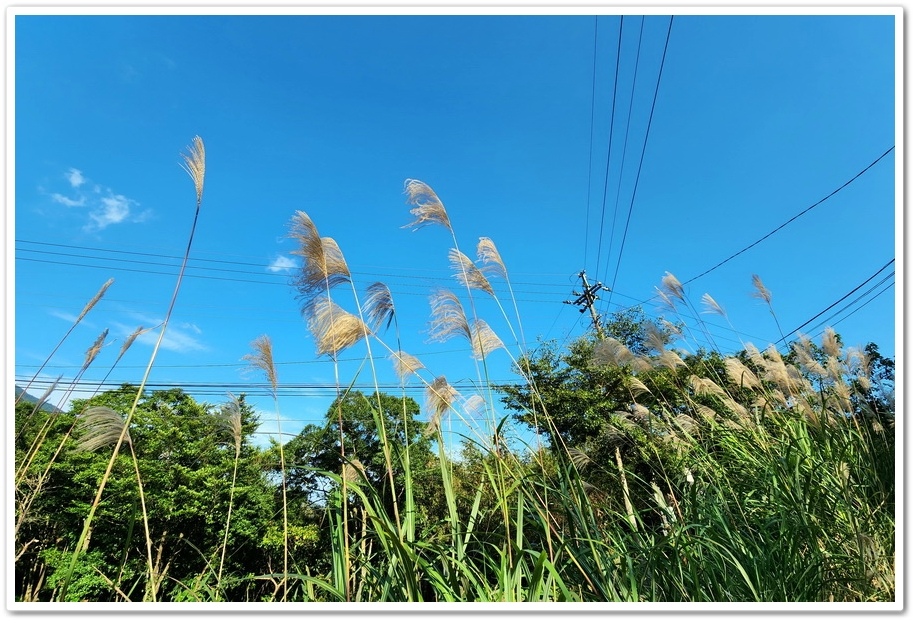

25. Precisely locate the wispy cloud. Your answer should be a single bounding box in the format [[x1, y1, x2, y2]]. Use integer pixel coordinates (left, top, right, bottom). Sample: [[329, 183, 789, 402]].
[[48, 309, 81, 324], [43, 168, 149, 232], [51, 192, 85, 207], [267, 255, 297, 273], [87, 194, 135, 231], [119, 314, 207, 354], [67, 168, 85, 188]]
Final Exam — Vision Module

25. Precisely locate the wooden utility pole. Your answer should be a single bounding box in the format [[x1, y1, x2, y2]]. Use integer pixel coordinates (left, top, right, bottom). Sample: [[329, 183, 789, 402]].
[[564, 271, 610, 338]]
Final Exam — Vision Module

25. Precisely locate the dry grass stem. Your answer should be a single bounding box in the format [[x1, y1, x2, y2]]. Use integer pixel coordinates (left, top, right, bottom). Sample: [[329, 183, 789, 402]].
[[364, 282, 396, 333], [180, 136, 205, 204], [304, 298, 369, 357], [391, 350, 425, 384], [403, 179, 451, 231], [76, 407, 131, 453], [449, 248, 494, 295], [427, 289, 471, 344]]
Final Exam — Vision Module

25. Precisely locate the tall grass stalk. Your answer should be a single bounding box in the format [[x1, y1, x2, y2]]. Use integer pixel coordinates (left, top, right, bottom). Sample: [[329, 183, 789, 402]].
[[59, 136, 206, 601]]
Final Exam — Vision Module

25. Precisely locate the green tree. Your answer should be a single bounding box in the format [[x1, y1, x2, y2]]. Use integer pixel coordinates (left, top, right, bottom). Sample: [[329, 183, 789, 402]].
[[15, 385, 276, 602]]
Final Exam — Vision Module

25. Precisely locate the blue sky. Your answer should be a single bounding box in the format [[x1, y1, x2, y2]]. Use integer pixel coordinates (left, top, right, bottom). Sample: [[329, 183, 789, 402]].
[[11, 8, 900, 450]]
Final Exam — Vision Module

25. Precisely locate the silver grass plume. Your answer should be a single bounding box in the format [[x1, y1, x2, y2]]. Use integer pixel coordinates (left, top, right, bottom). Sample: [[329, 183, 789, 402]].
[[701, 293, 727, 317], [304, 297, 369, 357], [403, 179, 452, 231], [469, 319, 504, 360], [81, 329, 109, 372], [751, 274, 772, 304], [180, 136, 205, 204], [425, 376, 458, 436], [661, 272, 686, 304], [243, 335, 278, 399], [476, 237, 507, 280], [363, 282, 396, 333], [289, 211, 351, 299], [427, 289, 471, 344], [76, 407, 131, 453], [77, 278, 115, 325], [449, 248, 494, 295], [391, 350, 425, 384]]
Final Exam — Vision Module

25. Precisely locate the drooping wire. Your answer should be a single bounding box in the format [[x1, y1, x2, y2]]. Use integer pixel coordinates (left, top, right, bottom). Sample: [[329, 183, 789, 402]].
[[607, 15, 674, 298], [682, 145, 895, 287]]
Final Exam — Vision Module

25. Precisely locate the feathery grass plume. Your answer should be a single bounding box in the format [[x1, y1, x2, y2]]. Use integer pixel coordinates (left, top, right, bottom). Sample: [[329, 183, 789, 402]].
[[243, 335, 278, 397], [119, 326, 149, 360], [644, 321, 672, 354], [656, 349, 687, 372], [180, 136, 206, 204], [289, 211, 352, 299], [425, 376, 458, 436], [427, 288, 471, 343], [654, 286, 678, 314], [592, 336, 651, 372], [476, 237, 507, 279], [241, 334, 289, 599], [16, 278, 114, 404], [701, 293, 727, 317], [568, 447, 592, 471], [661, 272, 686, 304], [469, 319, 504, 360], [822, 327, 841, 358], [75, 406, 131, 453], [462, 394, 486, 418], [760, 344, 798, 396], [81, 329, 109, 372], [403, 179, 452, 231], [449, 248, 494, 295], [390, 350, 425, 384], [363, 282, 396, 333], [61, 136, 206, 601], [688, 375, 730, 402], [792, 339, 828, 378], [724, 357, 762, 390], [625, 375, 651, 399], [304, 297, 369, 357], [751, 274, 772, 304], [630, 402, 651, 419]]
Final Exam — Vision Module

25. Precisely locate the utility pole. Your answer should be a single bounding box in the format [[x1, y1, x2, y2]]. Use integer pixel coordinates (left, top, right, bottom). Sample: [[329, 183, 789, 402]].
[[564, 271, 610, 338]]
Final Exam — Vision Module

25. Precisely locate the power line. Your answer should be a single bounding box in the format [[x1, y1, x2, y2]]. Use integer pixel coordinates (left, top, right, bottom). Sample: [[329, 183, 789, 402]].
[[583, 15, 599, 269], [778, 259, 894, 339], [593, 15, 625, 279], [600, 15, 646, 297], [607, 15, 674, 297], [682, 146, 895, 287]]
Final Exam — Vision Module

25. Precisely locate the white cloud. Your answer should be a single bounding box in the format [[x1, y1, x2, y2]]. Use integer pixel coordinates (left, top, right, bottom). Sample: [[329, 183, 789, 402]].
[[86, 194, 134, 231], [50, 192, 85, 207], [267, 255, 297, 273], [67, 168, 85, 188], [48, 309, 81, 324], [131, 321, 207, 354], [180, 322, 202, 335]]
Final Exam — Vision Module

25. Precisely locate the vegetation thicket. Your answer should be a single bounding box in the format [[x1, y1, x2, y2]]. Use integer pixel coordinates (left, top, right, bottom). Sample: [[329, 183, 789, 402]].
[[14, 139, 896, 603]]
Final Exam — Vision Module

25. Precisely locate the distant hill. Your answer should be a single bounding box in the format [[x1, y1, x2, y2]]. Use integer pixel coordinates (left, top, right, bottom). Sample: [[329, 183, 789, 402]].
[[15, 386, 63, 414]]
